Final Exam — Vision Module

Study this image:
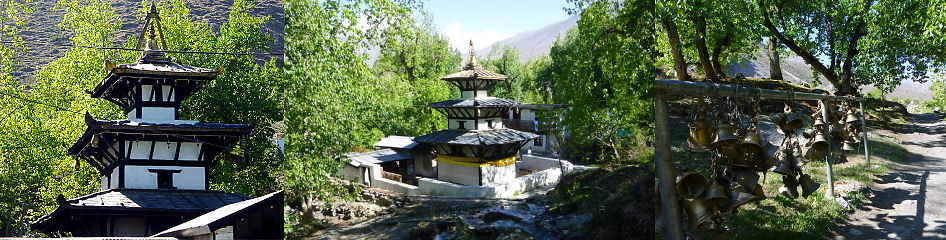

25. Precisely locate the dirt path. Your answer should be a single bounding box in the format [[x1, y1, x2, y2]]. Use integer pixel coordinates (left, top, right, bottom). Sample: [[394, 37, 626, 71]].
[[838, 113, 946, 239]]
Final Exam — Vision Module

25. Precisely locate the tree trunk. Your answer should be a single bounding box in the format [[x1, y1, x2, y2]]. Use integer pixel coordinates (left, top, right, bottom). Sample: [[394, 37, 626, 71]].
[[659, 17, 690, 81], [768, 38, 783, 80], [711, 28, 734, 78], [692, 15, 716, 81]]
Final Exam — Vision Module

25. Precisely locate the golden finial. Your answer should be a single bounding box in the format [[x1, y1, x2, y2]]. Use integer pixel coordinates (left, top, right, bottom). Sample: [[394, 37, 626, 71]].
[[467, 40, 479, 69]]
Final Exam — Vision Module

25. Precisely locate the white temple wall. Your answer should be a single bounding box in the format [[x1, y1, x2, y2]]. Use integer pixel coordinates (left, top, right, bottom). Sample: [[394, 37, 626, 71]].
[[127, 141, 202, 161], [126, 107, 176, 120], [460, 90, 489, 99], [108, 170, 120, 189], [481, 163, 516, 186], [437, 161, 480, 186], [476, 117, 502, 130], [124, 166, 204, 190], [141, 85, 175, 102]]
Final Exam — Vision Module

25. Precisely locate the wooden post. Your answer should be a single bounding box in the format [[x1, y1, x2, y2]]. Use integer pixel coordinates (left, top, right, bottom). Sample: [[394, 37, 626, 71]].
[[821, 100, 835, 198], [655, 94, 683, 240], [860, 101, 869, 166]]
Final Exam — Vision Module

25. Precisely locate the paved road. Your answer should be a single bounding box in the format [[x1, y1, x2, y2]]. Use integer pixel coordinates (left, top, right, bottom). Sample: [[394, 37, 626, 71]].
[[838, 113, 946, 239]]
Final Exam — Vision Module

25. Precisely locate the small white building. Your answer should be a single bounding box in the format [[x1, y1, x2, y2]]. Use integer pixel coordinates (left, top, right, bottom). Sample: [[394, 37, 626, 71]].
[[505, 103, 567, 156]]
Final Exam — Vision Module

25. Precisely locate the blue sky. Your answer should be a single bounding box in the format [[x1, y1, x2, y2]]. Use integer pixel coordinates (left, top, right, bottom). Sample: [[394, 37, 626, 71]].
[[423, 0, 572, 51]]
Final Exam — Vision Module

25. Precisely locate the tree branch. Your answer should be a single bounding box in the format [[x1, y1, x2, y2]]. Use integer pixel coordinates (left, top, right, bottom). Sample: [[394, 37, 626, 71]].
[[759, 0, 837, 85]]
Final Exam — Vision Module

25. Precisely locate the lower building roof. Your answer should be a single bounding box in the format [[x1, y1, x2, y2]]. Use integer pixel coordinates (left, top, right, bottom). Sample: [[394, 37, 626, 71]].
[[414, 129, 538, 146], [345, 148, 414, 167], [153, 191, 284, 238], [32, 188, 251, 232]]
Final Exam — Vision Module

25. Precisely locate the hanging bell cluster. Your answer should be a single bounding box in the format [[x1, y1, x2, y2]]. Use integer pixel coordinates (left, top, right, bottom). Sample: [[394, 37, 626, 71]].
[[665, 99, 772, 234]]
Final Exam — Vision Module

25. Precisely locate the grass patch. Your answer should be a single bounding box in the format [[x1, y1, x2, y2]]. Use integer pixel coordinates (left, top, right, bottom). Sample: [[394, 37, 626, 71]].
[[863, 98, 910, 126], [719, 133, 903, 239]]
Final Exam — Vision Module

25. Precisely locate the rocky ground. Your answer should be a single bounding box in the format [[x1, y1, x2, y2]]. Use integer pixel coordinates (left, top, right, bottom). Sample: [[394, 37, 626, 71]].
[[289, 166, 654, 240]]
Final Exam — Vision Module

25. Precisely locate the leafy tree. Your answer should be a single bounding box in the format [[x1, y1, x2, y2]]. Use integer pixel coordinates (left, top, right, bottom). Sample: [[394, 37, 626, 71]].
[[547, 0, 654, 163], [371, 13, 460, 137], [656, 0, 764, 81], [482, 44, 525, 100], [284, 0, 419, 203], [758, 0, 943, 95]]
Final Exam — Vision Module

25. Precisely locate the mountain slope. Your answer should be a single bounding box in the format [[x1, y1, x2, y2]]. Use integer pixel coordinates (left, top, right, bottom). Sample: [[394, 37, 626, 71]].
[[726, 45, 932, 101], [13, 0, 283, 81], [468, 15, 578, 62]]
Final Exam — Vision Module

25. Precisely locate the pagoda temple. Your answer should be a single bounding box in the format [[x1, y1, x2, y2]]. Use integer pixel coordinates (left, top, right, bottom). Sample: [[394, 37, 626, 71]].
[[32, 4, 266, 237], [414, 41, 538, 186]]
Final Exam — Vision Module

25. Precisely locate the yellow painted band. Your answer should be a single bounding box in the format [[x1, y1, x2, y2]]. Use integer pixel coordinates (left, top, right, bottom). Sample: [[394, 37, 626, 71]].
[[434, 154, 517, 167]]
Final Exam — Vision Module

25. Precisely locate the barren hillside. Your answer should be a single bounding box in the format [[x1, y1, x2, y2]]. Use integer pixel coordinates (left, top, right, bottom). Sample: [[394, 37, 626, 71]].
[[14, 0, 283, 81]]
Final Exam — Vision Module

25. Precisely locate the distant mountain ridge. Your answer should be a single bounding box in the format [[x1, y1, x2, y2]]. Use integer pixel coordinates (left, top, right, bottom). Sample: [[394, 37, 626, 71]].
[[464, 15, 578, 62]]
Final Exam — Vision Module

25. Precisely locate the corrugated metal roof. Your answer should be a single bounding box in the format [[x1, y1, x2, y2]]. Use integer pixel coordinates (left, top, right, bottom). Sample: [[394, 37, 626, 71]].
[[154, 191, 283, 238], [373, 136, 418, 150], [428, 97, 519, 108], [414, 129, 538, 146], [345, 149, 413, 166], [65, 189, 250, 211]]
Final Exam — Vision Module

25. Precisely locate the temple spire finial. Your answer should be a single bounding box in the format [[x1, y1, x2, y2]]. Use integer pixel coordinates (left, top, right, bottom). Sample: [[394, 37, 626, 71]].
[[467, 40, 479, 69], [136, 0, 167, 51]]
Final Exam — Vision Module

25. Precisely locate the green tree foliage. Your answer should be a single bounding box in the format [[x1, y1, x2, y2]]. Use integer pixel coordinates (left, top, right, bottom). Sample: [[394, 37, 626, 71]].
[[372, 13, 460, 137], [284, 0, 419, 202], [0, 0, 280, 235], [656, 0, 764, 80], [547, 0, 654, 163], [758, 0, 944, 95]]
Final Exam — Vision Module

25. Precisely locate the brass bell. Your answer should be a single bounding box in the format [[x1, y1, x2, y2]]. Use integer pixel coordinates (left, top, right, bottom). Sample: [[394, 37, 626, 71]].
[[721, 145, 752, 168], [704, 181, 729, 209], [712, 122, 739, 147], [812, 115, 826, 128], [773, 148, 798, 176], [780, 175, 800, 199], [689, 114, 716, 149], [845, 109, 859, 123], [740, 131, 765, 154], [811, 132, 829, 150], [676, 171, 708, 199], [687, 137, 709, 152], [750, 184, 766, 201], [730, 167, 759, 192], [770, 113, 788, 128], [723, 183, 755, 212], [683, 198, 712, 230], [784, 114, 806, 131], [796, 153, 810, 167], [843, 138, 857, 151], [799, 173, 821, 198], [802, 128, 816, 139], [804, 145, 824, 161], [773, 160, 796, 176]]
